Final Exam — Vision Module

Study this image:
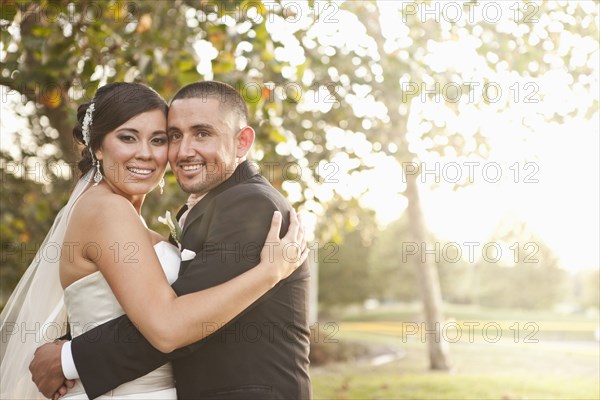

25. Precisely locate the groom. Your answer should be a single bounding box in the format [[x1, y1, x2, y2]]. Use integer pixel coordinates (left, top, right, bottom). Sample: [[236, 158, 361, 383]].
[[30, 81, 312, 399]]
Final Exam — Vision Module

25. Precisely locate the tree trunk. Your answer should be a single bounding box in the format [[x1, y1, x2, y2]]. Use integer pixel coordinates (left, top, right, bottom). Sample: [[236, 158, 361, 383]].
[[404, 170, 451, 370]]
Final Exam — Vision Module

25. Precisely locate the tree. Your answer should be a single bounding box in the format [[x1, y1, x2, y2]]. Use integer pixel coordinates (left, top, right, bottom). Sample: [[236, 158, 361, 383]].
[[369, 216, 475, 304], [368, 216, 419, 302], [578, 269, 600, 310], [2, 0, 598, 370], [318, 229, 371, 308], [1, 0, 322, 300], [475, 222, 568, 309], [300, 0, 598, 369], [0, 154, 73, 300], [314, 197, 379, 308]]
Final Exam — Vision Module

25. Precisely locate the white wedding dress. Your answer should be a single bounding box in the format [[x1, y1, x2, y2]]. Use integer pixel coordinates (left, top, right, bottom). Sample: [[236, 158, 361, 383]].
[[62, 241, 180, 399]]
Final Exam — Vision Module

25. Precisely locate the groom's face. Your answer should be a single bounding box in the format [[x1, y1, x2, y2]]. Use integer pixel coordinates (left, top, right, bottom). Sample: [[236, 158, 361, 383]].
[[167, 97, 240, 194]]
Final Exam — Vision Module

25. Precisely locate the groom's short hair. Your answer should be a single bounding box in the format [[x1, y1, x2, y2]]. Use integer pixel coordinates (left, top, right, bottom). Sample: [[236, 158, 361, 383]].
[[171, 81, 249, 127]]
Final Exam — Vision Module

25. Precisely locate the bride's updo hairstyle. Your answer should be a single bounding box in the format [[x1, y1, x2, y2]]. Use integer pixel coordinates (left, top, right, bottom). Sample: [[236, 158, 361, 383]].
[[73, 82, 168, 175]]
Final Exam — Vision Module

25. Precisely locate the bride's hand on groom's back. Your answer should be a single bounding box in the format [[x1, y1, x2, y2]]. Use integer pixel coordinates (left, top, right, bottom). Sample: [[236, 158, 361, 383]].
[[260, 209, 309, 283]]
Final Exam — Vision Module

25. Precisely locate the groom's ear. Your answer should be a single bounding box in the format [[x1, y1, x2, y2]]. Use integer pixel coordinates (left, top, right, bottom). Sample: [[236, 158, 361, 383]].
[[235, 126, 255, 158]]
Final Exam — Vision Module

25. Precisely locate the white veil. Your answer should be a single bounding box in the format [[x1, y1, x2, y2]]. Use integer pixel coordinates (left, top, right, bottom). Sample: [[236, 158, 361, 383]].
[[0, 170, 93, 399]]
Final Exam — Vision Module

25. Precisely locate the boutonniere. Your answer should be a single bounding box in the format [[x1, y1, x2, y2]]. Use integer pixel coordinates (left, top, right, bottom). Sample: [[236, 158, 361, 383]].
[[158, 211, 182, 247]]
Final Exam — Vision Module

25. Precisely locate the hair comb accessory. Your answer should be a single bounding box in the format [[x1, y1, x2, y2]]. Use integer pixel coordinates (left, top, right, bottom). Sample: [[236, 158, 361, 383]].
[[82, 102, 95, 146]]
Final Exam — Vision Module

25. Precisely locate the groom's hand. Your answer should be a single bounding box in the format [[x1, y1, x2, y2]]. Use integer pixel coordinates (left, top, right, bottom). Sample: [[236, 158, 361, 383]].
[[29, 340, 68, 398]]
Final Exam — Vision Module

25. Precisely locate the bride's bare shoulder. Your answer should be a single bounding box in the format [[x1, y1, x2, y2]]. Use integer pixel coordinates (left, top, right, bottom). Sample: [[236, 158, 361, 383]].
[[69, 186, 136, 227]]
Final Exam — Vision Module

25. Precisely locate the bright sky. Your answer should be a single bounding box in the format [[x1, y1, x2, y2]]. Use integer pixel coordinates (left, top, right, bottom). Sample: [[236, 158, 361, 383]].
[[420, 121, 600, 270]]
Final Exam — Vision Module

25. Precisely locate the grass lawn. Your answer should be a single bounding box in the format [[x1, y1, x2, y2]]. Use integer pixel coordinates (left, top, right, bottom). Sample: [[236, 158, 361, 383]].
[[313, 368, 598, 399], [311, 304, 600, 399]]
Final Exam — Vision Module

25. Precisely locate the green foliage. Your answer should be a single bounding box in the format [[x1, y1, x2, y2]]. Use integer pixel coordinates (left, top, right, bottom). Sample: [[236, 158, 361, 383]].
[[476, 262, 567, 309], [474, 223, 568, 309], [318, 230, 372, 308], [580, 269, 600, 309], [367, 216, 471, 304], [368, 216, 419, 301], [0, 152, 72, 303], [317, 202, 380, 308], [437, 260, 474, 304], [368, 217, 569, 310]]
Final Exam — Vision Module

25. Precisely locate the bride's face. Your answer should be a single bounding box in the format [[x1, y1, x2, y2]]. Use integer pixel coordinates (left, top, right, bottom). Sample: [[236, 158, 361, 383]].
[[95, 109, 168, 197]]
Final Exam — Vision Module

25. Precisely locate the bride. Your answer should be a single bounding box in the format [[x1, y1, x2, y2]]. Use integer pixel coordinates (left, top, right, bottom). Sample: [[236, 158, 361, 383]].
[[0, 82, 308, 399]]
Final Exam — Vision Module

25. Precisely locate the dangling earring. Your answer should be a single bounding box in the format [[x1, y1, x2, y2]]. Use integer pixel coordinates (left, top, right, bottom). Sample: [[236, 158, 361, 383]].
[[159, 177, 165, 195], [93, 159, 103, 186]]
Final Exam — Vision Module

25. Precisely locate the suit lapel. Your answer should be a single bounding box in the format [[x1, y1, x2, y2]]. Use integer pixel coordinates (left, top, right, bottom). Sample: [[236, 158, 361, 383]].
[[180, 161, 260, 239], [176, 204, 189, 220]]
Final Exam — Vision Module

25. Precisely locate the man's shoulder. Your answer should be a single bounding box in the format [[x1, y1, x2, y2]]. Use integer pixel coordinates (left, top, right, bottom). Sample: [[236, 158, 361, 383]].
[[217, 173, 283, 203]]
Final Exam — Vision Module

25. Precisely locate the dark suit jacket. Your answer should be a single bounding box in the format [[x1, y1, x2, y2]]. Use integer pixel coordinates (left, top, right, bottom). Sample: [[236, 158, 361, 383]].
[[71, 161, 312, 399]]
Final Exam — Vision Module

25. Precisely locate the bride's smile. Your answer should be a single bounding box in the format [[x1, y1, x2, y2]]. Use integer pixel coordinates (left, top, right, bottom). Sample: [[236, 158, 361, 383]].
[[94, 109, 168, 201]]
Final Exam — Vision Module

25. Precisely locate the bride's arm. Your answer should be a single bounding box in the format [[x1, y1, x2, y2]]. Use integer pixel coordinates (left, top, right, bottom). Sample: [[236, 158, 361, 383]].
[[86, 195, 306, 353]]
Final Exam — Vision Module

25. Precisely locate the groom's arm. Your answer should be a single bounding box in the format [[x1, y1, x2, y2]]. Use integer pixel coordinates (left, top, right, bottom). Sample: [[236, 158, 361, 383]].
[[69, 314, 170, 398], [68, 189, 293, 398]]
